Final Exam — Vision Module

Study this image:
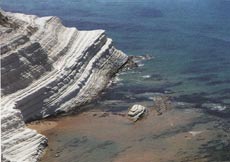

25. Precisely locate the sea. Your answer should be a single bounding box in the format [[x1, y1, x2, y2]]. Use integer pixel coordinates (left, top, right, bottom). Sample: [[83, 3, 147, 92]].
[[1, 0, 230, 162]]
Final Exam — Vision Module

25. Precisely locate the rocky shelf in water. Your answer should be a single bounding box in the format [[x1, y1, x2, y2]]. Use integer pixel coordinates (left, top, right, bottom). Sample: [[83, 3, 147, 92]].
[[0, 10, 128, 162]]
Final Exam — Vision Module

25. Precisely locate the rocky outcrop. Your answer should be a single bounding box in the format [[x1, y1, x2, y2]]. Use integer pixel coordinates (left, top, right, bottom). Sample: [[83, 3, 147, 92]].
[[1, 10, 128, 162], [128, 104, 146, 121]]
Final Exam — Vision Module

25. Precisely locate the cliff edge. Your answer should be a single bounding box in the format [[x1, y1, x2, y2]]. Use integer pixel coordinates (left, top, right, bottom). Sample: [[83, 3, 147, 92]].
[[0, 10, 128, 162]]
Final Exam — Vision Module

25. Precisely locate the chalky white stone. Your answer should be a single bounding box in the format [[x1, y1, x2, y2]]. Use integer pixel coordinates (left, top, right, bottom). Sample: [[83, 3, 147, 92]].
[[128, 104, 146, 121], [1, 10, 128, 162]]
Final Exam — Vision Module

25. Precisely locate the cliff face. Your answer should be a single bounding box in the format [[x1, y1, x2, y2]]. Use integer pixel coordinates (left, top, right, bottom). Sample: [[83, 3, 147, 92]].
[[1, 10, 128, 162]]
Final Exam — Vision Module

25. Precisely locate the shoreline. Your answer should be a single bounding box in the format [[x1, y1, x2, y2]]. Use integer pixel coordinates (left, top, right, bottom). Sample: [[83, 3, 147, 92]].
[[1, 10, 128, 162], [29, 105, 228, 162], [1, 3, 230, 161]]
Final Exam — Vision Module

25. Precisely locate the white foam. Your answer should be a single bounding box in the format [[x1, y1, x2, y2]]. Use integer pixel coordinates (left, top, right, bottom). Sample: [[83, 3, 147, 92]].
[[114, 76, 123, 83], [138, 63, 144, 67], [202, 103, 227, 111], [211, 105, 227, 111], [142, 75, 151, 79]]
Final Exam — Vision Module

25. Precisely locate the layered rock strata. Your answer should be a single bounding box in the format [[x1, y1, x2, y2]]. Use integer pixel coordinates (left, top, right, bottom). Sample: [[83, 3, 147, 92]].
[[1, 10, 128, 162], [128, 104, 146, 121]]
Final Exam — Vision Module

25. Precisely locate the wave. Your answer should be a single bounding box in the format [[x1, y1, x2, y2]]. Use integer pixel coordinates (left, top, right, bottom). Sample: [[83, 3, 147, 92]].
[[202, 103, 227, 112], [138, 63, 144, 67], [142, 75, 151, 79]]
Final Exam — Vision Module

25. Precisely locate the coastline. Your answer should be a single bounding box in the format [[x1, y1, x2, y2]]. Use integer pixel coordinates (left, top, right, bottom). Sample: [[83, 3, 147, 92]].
[[1, 10, 128, 162], [27, 105, 228, 162], [1, 1, 230, 161]]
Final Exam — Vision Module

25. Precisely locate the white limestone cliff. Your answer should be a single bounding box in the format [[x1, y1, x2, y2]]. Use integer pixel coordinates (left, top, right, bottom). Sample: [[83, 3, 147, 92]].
[[1, 10, 128, 162]]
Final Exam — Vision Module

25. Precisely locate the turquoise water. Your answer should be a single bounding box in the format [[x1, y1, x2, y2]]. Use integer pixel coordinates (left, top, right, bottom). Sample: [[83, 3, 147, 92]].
[[2, 0, 229, 111], [1, 0, 230, 107], [1, 0, 230, 161]]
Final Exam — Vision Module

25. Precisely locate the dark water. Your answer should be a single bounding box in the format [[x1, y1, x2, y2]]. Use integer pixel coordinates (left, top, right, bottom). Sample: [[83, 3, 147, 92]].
[[2, 0, 230, 161], [1, 0, 230, 109]]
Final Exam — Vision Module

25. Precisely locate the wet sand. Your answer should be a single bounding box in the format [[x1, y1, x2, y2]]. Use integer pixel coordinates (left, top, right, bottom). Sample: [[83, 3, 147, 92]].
[[28, 106, 230, 162], [27, 121, 58, 133]]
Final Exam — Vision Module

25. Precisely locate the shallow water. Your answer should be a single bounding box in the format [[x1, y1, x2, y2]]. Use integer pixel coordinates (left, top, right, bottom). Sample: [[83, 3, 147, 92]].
[[28, 106, 229, 162], [2, 0, 230, 161]]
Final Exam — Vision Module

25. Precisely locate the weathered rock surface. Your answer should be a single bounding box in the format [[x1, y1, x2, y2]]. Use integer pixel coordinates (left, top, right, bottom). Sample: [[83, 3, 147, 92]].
[[1, 10, 128, 162], [128, 104, 146, 121], [153, 95, 171, 115]]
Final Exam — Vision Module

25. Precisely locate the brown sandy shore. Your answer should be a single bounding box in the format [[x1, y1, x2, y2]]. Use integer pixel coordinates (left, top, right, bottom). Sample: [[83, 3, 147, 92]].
[[27, 105, 229, 162]]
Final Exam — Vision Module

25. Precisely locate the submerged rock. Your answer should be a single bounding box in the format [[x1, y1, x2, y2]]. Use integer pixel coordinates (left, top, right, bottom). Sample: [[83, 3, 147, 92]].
[[128, 104, 146, 121], [131, 54, 153, 62], [120, 56, 138, 71], [121, 54, 154, 71], [153, 95, 171, 115]]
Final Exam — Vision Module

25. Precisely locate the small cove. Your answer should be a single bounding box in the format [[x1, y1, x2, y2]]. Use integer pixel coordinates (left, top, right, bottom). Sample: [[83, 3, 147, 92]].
[[2, 0, 230, 161], [28, 102, 229, 162]]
